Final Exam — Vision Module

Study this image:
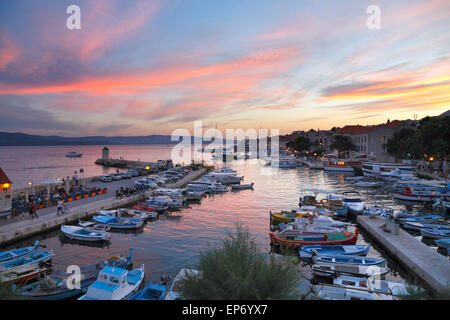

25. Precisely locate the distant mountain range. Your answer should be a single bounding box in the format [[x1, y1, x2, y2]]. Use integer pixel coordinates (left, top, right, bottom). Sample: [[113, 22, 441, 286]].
[[0, 132, 188, 146]]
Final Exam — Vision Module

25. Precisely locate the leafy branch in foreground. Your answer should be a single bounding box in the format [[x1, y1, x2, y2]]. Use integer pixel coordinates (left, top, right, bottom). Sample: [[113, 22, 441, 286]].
[[179, 223, 303, 300]]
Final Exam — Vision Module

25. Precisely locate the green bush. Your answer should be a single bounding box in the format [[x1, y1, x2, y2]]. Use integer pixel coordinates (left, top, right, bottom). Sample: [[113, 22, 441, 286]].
[[178, 223, 303, 300]]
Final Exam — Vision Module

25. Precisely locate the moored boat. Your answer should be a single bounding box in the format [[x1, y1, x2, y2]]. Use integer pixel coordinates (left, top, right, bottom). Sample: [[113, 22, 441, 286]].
[[16, 249, 134, 300], [92, 215, 144, 229], [312, 263, 389, 279], [269, 230, 359, 249], [435, 238, 450, 250], [399, 215, 442, 224], [420, 228, 450, 239], [299, 244, 369, 261], [0, 241, 39, 263], [61, 225, 110, 242], [312, 254, 386, 267], [401, 222, 450, 232], [78, 264, 145, 300], [65, 151, 83, 158], [128, 281, 166, 300]]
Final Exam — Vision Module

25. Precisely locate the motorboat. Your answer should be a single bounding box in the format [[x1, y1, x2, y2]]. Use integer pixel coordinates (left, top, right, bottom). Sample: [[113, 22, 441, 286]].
[[61, 225, 110, 242], [299, 244, 370, 261], [435, 238, 450, 250], [362, 162, 415, 178], [379, 168, 416, 181], [65, 151, 83, 158], [399, 215, 442, 224], [361, 206, 392, 217], [78, 265, 145, 300], [97, 209, 146, 221], [16, 249, 134, 300], [322, 195, 348, 217], [0, 241, 39, 263], [354, 181, 383, 188], [120, 208, 158, 219], [342, 192, 365, 215], [231, 183, 254, 190]]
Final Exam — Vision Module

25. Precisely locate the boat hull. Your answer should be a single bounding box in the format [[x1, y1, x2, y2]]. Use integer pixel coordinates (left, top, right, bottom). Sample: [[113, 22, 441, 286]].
[[270, 230, 359, 249]]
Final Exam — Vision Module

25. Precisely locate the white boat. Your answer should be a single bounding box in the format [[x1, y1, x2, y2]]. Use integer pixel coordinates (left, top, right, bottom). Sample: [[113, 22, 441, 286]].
[[61, 225, 110, 242], [78, 265, 145, 300], [361, 206, 392, 217], [97, 209, 146, 221], [312, 263, 389, 279], [165, 268, 200, 300], [342, 192, 365, 215], [354, 181, 383, 188], [394, 180, 450, 202], [231, 183, 254, 190], [312, 275, 416, 300], [362, 162, 415, 178], [65, 151, 83, 158], [379, 168, 416, 181], [119, 208, 158, 220]]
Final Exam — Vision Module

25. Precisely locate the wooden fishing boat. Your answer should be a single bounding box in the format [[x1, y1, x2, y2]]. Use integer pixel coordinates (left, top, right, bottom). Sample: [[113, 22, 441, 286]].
[[402, 221, 450, 232], [0, 263, 50, 285], [312, 263, 389, 279], [61, 225, 110, 242], [312, 275, 416, 300], [299, 244, 369, 260], [420, 228, 450, 239], [16, 249, 134, 300], [312, 254, 386, 267], [128, 282, 166, 300], [120, 208, 158, 220], [0, 250, 54, 270], [0, 241, 39, 263], [399, 215, 442, 224], [93, 215, 144, 229], [78, 265, 145, 300], [269, 229, 359, 249]]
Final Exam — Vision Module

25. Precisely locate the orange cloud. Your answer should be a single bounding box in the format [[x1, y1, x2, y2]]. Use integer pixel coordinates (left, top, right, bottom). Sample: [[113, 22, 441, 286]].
[[0, 32, 20, 69]]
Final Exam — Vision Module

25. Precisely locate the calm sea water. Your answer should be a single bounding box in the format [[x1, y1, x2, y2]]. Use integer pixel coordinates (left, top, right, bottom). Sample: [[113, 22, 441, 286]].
[[1, 145, 447, 293]]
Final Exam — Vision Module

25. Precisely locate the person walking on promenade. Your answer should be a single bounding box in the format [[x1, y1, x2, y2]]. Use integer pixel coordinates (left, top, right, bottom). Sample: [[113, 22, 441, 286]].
[[28, 202, 34, 220], [31, 202, 38, 219]]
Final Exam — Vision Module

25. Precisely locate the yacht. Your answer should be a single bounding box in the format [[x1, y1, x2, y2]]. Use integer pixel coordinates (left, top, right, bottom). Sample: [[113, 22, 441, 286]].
[[362, 162, 415, 178]]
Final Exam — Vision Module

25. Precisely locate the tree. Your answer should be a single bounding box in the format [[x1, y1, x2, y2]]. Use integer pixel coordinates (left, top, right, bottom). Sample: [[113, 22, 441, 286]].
[[286, 136, 311, 153], [178, 224, 303, 300], [386, 127, 416, 160], [330, 135, 357, 157], [412, 116, 450, 160]]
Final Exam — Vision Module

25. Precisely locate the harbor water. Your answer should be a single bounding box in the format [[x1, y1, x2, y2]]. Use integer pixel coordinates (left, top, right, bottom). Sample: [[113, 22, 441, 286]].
[[1, 145, 448, 292]]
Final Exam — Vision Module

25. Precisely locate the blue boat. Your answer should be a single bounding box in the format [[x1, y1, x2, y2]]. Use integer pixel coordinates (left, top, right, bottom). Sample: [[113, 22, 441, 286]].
[[16, 248, 134, 300], [0, 241, 39, 263], [435, 238, 450, 250], [128, 281, 166, 300], [312, 254, 386, 267], [1, 250, 54, 269], [299, 244, 370, 261], [93, 215, 144, 229], [420, 228, 450, 239], [399, 215, 442, 224]]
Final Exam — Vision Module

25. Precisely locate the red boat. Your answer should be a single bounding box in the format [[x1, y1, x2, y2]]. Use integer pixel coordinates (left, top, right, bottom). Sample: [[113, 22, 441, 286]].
[[133, 203, 156, 212], [269, 229, 358, 248]]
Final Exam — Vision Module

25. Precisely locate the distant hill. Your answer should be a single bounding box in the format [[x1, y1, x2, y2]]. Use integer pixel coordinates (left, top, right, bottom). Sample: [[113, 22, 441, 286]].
[[0, 132, 187, 146]]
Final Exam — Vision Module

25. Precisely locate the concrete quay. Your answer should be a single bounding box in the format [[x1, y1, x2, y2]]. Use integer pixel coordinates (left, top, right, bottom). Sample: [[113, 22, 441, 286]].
[[0, 168, 207, 248], [357, 215, 450, 294]]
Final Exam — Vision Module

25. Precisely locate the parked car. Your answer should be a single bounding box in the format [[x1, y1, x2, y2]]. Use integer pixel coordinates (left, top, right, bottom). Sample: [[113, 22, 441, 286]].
[[128, 170, 139, 177], [101, 175, 112, 182], [120, 172, 131, 179], [112, 173, 122, 181]]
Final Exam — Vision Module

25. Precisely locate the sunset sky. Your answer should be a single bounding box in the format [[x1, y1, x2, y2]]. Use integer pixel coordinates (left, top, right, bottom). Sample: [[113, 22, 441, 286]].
[[0, 0, 449, 136]]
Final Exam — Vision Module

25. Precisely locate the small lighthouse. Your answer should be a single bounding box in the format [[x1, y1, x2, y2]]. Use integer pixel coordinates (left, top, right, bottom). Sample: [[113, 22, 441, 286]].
[[102, 146, 110, 160]]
